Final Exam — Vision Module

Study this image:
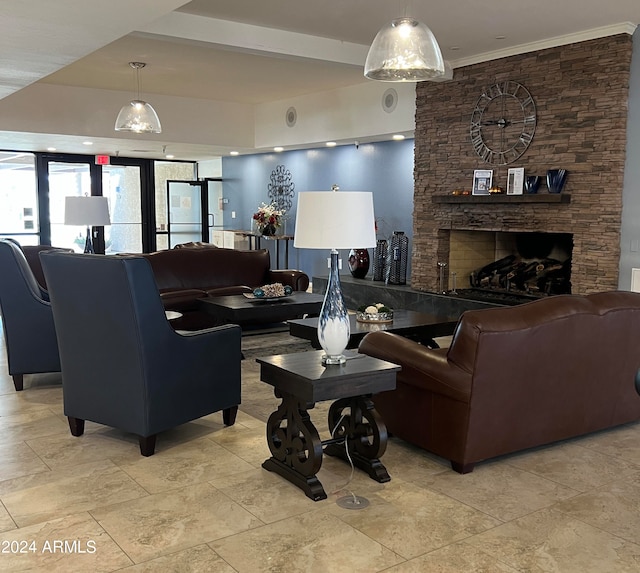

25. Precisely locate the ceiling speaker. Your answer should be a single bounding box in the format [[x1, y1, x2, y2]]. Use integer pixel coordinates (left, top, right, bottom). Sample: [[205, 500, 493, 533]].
[[382, 88, 398, 113], [285, 106, 297, 127]]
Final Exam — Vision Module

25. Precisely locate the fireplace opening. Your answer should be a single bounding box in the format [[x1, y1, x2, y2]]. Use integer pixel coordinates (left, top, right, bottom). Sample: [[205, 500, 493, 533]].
[[448, 230, 573, 303]]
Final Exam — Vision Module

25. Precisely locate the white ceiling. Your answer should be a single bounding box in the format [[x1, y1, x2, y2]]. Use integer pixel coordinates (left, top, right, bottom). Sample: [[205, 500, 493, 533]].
[[1, 0, 639, 160]]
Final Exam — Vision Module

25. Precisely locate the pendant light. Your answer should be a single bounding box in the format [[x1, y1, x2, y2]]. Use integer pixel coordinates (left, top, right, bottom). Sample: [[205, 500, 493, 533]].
[[364, 17, 445, 82], [114, 62, 162, 134]]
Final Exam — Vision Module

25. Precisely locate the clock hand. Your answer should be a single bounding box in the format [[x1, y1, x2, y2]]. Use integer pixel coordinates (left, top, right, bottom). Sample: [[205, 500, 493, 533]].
[[481, 118, 511, 128]]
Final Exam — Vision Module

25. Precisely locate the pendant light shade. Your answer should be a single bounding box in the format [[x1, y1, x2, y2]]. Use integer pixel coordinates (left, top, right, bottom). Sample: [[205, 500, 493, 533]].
[[364, 17, 445, 82], [114, 62, 162, 134]]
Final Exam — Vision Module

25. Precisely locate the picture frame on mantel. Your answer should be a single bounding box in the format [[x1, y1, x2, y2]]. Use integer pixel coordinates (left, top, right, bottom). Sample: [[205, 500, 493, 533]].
[[472, 169, 493, 195], [507, 167, 525, 195]]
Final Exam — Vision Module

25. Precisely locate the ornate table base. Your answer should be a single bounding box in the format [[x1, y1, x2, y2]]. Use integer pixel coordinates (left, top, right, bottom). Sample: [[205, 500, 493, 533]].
[[262, 390, 390, 501]]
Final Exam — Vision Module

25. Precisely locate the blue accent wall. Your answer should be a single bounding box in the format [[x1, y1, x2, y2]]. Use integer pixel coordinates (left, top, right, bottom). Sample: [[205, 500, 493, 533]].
[[222, 140, 415, 281]]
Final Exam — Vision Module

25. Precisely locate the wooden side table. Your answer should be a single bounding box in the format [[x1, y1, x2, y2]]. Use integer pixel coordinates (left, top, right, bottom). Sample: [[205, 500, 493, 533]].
[[257, 350, 400, 501]]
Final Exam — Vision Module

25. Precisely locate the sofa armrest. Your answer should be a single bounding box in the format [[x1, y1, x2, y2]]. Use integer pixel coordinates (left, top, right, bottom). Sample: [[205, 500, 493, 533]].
[[358, 331, 471, 403], [267, 270, 310, 291], [159, 289, 208, 311], [206, 286, 252, 297]]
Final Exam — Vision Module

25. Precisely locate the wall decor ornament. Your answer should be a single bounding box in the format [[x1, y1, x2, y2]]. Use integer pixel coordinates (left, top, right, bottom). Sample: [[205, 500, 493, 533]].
[[470, 80, 537, 165], [268, 165, 295, 213]]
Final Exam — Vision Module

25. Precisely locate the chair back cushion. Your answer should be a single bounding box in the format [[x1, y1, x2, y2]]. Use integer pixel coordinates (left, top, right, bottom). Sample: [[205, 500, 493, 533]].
[[0, 239, 60, 376]]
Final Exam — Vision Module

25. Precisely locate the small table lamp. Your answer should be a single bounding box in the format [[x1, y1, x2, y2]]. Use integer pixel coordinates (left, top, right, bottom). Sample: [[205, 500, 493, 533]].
[[294, 188, 376, 364], [64, 196, 111, 253]]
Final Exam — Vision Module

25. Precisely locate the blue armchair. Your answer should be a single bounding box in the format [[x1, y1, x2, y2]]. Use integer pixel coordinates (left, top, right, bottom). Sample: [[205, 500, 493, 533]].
[[0, 239, 61, 390], [40, 251, 242, 456]]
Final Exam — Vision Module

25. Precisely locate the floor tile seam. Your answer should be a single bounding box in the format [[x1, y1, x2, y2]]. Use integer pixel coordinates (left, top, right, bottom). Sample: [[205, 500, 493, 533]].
[[550, 500, 640, 546], [204, 436, 266, 470], [0, 498, 18, 532], [71, 510, 139, 567], [396, 480, 514, 525], [21, 437, 59, 473], [454, 539, 528, 573], [543, 506, 640, 549], [502, 458, 640, 494], [204, 539, 259, 572], [498, 459, 590, 493]]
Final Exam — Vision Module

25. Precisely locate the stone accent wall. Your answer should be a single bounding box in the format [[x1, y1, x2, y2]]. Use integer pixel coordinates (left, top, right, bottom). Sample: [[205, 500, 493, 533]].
[[413, 34, 633, 294]]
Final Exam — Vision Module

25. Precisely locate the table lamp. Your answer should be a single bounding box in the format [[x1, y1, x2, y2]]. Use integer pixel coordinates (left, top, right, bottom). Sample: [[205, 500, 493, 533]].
[[64, 196, 111, 253], [294, 188, 376, 365]]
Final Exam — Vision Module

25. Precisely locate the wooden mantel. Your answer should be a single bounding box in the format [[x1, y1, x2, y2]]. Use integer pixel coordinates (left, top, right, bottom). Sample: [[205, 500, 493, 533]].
[[432, 194, 571, 204]]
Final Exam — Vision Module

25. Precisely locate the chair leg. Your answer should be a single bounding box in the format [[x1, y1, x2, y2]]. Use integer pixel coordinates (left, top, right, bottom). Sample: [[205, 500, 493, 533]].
[[223, 406, 238, 426], [12, 374, 24, 391], [139, 435, 157, 457], [451, 461, 475, 474], [68, 417, 85, 437]]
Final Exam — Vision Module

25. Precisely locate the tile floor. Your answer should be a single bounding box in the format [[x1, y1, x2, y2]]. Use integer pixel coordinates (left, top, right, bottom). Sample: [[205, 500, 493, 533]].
[[2, 332, 640, 572]]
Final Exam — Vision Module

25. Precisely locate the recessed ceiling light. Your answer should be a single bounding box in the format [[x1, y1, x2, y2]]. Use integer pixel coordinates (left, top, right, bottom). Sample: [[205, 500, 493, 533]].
[[326, 141, 337, 147], [392, 134, 406, 141], [230, 151, 239, 156], [274, 146, 284, 152], [82, 141, 93, 146], [165, 154, 175, 159], [47, 147, 56, 152]]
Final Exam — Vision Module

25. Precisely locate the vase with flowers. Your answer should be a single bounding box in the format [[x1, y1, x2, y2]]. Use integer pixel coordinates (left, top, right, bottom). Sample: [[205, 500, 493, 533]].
[[252, 202, 285, 236]]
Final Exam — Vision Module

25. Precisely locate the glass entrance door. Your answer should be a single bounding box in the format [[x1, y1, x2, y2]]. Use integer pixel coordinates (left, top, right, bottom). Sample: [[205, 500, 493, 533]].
[[48, 160, 94, 252], [0, 152, 39, 245], [102, 164, 143, 253], [165, 180, 207, 248]]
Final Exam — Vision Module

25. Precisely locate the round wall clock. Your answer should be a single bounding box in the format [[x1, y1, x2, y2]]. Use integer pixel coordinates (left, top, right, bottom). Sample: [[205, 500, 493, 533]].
[[470, 81, 537, 165]]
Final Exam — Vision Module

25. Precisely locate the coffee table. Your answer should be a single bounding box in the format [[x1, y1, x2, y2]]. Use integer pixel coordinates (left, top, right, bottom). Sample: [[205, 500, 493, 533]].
[[198, 292, 323, 325], [257, 350, 400, 501], [288, 309, 459, 349]]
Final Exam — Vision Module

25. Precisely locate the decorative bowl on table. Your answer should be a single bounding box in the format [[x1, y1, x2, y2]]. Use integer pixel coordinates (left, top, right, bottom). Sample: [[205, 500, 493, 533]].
[[244, 283, 293, 301], [356, 303, 393, 323]]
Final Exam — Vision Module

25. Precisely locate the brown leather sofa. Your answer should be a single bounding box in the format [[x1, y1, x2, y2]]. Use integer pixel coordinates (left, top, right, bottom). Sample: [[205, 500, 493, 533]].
[[140, 247, 309, 330], [359, 291, 640, 473]]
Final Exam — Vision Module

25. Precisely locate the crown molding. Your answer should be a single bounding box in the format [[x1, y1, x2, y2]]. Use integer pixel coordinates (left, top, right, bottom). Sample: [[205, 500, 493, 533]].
[[449, 22, 638, 69]]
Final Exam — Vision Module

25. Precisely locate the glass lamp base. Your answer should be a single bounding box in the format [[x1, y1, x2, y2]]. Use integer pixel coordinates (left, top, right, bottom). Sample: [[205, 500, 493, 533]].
[[322, 353, 347, 365], [318, 251, 350, 366], [84, 227, 94, 254]]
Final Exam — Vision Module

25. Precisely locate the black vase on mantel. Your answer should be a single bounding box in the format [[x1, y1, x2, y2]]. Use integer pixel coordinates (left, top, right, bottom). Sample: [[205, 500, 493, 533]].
[[348, 248, 370, 279], [372, 239, 388, 281]]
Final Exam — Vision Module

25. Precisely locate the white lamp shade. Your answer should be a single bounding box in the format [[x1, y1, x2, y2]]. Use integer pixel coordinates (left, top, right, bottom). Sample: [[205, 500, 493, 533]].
[[64, 196, 111, 226], [364, 17, 445, 82], [294, 191, 376, 250], [114, 100, 162, 134]]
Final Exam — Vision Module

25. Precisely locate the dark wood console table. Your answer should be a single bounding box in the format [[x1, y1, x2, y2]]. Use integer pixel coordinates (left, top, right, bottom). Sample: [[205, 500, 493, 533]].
[[257, 351, 399, 501], [289, 309, 459, 349]]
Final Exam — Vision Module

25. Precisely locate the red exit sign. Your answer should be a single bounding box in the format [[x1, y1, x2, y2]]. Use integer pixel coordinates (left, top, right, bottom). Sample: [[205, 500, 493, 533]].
[[95, 155, 110, 165]]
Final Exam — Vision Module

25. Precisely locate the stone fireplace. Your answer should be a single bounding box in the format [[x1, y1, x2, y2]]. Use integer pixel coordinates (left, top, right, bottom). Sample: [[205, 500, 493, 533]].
[[411, 34, 633, 295]]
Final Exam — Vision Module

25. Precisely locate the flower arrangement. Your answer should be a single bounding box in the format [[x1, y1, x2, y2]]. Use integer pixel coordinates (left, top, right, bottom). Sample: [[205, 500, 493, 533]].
[[356, 302, 393, 323], [253, 202, 285, 236]]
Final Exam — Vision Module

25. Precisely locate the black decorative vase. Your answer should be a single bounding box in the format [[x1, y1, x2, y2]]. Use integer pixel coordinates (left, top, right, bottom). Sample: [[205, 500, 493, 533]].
[[386, 231, 409, 285], [348, 249, 370, 279], [261, 224, 276, 236], [372, 239, 388, 281]]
